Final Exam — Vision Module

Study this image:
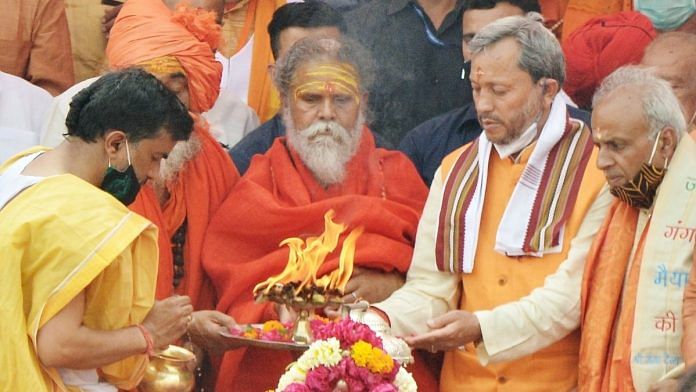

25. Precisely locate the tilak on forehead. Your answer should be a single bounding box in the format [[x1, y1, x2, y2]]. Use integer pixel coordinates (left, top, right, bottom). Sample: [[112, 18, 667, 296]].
[[293, 63, 361, 103]]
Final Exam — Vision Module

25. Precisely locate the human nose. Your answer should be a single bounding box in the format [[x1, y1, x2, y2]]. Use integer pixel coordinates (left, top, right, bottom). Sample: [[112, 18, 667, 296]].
[[318, 97, 336, 121], [146, 159, 163, 182], [474, 90, 493, 114], [595, 148, 613, 171]]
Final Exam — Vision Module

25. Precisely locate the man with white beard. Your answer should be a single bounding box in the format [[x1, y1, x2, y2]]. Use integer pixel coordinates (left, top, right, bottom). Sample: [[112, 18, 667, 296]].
[[201, 37, 437, 391]]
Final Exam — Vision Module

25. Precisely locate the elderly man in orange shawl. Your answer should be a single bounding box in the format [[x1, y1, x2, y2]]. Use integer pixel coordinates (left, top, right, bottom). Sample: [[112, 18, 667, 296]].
[[104, 0, 240, 355], [202, 37, 430, 391], [579, 66, 695, 391]]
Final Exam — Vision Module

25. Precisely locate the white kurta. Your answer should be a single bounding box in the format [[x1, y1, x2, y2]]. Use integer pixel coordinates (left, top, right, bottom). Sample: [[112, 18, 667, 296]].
[[375, 167, 612, 364], [0, 71, 52, 163]]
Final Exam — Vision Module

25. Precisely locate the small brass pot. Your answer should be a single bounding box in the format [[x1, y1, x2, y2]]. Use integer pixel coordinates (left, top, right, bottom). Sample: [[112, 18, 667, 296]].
[[138, 345, 196, 392]]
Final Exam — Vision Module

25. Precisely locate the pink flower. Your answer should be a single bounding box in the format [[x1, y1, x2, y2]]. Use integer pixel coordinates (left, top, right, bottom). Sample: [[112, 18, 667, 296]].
[[305, 365, 342, 391], [284, 383, 310, 392], [371, 383, 398, 392], [311, 319, 383, 349]]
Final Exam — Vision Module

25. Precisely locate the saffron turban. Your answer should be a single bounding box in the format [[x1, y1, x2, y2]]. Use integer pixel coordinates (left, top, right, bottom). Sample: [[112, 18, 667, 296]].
[[106, 0, 222, 113], [563, 11, 657, 109]]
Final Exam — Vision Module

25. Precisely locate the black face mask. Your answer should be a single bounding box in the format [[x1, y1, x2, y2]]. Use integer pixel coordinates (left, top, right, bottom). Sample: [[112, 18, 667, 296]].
[[100, 140, 141, 205]]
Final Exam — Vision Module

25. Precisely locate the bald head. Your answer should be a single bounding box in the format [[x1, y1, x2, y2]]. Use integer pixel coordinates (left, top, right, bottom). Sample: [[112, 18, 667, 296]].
[[641, 32, 696, 122]]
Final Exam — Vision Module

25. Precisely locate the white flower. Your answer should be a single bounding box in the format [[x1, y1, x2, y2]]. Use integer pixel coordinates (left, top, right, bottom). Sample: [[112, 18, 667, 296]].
[[277, 364, 307, 391], [394, 366, 417, 392], [296, 337, 343, 370]]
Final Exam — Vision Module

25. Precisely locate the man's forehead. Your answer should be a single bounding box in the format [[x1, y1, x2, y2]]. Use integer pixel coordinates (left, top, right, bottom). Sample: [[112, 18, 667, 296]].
[[469, 40, 525, 82], [295, 61, 358, 82], [593, 88, 648, 139]]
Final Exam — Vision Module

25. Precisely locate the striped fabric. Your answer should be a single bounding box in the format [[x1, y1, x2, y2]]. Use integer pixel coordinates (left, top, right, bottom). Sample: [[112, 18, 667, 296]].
[[436, 115, 594, 274]]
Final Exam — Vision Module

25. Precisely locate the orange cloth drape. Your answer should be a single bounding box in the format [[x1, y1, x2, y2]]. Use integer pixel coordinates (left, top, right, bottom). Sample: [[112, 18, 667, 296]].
[[202, 129, 429, 390], [106, 0, 222, 113], [105, 0, 238, 310], [579, 200, 647, 391], [539, 0, 570, 37], [562, 0, 633, 41], [130, 121, 239, 310], [247, 0, 285, 121]]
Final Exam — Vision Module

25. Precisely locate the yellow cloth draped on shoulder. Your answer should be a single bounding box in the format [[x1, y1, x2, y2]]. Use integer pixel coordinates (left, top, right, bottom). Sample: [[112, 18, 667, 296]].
[[0, 150, 159, 391]]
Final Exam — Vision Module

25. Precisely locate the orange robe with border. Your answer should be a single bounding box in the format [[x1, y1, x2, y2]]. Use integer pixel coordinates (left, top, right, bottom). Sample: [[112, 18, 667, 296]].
[[130, 122, 239, 310], [106, 0, 238, 310], [203, 129, 430, 390], [438, 140, 605, 391]]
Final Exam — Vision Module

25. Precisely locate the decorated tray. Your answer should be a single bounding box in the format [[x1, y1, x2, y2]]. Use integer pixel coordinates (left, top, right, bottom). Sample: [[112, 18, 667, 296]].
[[219, 321, 310, 351]]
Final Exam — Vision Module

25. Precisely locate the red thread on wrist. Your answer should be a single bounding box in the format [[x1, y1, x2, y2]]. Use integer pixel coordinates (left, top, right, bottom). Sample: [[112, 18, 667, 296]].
[[136, 324, 155, 356]]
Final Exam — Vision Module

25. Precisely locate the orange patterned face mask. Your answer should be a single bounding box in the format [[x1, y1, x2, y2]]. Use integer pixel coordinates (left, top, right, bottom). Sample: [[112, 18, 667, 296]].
[[609, 130, 668, 209], [292, 63, 361, 111], [137, 55, 186, 78]]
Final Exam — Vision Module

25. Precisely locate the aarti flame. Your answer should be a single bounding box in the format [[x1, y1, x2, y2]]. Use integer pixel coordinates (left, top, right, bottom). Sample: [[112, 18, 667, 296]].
[[253, 210, 363, 297]]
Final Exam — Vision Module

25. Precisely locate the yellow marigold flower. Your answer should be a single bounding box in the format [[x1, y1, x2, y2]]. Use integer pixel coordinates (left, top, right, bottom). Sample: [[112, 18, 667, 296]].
[[263, 320, 285, 332], [350, 341, 374, 367], [367, 347, 394, 374]]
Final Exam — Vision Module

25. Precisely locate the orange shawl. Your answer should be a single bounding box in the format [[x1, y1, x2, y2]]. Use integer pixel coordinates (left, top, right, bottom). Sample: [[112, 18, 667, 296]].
[[579, 200, 646, 391], [106, 0, 223, 113], [562, 0, 633, 41], [202, 129, 428, 390], [130, 121, 239, 310], [247, 0, 284, 121]]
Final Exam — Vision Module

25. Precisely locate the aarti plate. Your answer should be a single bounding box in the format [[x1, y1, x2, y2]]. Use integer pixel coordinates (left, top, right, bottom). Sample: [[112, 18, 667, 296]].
[[219, 325, 310, 352]]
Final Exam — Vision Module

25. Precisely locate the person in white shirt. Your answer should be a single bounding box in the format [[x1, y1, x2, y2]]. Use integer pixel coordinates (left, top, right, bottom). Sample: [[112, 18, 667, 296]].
[[0, 71, 52, 162]]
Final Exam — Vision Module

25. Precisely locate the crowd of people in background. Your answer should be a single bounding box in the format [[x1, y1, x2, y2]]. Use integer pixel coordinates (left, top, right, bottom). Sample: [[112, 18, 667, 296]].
[[1, 0, 696, 391]]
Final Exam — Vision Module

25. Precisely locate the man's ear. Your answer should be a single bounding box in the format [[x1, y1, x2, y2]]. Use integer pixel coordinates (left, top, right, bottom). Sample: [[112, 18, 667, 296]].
[[541, 78, 560, 107], [103, 129, 127, 158], [659, 126, 679, 163], [268, 64, 276, 83], [360, 91, 369, 107]]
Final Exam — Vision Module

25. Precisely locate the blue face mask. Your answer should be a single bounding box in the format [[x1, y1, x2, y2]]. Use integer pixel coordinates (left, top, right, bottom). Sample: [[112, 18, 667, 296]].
[[635, 0, 696, 31], [101, 139, 141, 206]]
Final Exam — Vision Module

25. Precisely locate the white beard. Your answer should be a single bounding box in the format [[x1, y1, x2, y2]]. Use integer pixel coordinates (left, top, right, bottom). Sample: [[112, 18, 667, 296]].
[[157, 131, 202, 186], [284, 110, 364, 188]]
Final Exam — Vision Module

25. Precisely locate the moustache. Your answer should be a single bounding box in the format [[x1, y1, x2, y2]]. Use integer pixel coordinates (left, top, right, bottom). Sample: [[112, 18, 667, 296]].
[[301, 121, 349, 143], [478, 115, 504, 124]]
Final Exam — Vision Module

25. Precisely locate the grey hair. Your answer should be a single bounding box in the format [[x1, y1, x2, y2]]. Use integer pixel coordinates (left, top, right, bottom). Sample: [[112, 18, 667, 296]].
[[469, 14, 565, 86], [593, 66, 687, 140], [272, 37, 375, 101]]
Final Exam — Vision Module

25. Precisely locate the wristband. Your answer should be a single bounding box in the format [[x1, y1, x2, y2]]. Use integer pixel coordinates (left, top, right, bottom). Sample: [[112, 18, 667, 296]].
[[136, 324, 155, 356]]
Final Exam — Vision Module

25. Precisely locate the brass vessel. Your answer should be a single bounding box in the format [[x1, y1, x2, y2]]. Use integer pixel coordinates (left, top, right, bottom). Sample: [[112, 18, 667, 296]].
[[138, 345, 196, 392]]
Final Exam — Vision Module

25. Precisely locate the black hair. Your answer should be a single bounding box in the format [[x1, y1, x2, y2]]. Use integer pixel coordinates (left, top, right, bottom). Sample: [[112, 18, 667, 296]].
[[466, 0, 541, 13], [267, 1, 346, 60], [65, 68, 193, 143]]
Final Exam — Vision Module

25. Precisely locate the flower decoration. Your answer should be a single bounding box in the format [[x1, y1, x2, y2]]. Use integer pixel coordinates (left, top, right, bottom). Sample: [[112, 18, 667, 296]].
[[276, 319, 416, 392], [229, 320, 293, 342]]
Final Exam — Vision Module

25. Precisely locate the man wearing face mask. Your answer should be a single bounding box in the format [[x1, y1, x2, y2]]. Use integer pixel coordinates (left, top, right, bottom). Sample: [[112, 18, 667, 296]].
[[579, 66, 694, 391], [359, 15, 612, 390], [635, 0, 696, 34], [0, 69, 195, 391]]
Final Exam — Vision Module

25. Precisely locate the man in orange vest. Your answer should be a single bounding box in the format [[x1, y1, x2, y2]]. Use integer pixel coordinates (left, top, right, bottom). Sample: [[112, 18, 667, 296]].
[[364, 15, 611, 390]]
